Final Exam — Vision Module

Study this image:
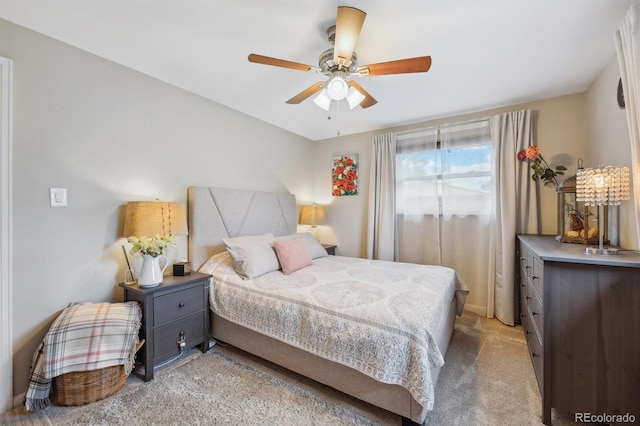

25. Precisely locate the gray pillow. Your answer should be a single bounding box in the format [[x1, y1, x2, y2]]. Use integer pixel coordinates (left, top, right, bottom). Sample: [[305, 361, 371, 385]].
[[222, 233, 279, 279]]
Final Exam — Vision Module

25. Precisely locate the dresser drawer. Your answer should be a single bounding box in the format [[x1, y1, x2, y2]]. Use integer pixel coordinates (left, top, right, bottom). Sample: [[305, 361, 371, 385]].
[[518, 251, 528, 278], [519, 281, 529, 330], [531, 257, 544, 300], [154, 313, 205, 361], [528, 287, 543, 340], [154, 285, 204, 327], [527, 310, 544, 395]]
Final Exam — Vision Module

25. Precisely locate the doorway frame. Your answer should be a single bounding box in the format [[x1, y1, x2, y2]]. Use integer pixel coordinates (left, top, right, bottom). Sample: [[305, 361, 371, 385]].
[[0, 56, 14, 411]]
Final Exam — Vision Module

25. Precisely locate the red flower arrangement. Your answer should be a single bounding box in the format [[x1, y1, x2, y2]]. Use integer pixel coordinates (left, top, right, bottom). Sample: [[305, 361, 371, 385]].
[[332, 155, 358, 196], [517, 145, 566, 190]]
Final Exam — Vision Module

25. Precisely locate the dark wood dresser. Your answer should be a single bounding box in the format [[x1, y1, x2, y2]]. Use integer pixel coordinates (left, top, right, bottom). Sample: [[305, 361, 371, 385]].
[[517, 235, 640, 424]]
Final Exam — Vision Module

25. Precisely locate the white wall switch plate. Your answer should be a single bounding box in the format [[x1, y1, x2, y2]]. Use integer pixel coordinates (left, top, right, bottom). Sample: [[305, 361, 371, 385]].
[[49, 188, 67, 207]]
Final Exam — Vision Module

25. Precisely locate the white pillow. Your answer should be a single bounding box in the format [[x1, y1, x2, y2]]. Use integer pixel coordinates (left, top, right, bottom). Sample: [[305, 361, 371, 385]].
[[222, 233, 279, 279], [277, 233, 328, 259]]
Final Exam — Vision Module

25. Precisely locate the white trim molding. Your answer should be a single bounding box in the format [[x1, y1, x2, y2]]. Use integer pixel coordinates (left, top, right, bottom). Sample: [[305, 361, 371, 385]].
[[0, 56, 14, 412]]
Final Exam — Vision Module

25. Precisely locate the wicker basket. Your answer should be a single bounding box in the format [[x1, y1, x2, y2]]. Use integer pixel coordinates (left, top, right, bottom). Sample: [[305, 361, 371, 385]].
[[51, 339, 144, 406], [52, 364, 127, 406]]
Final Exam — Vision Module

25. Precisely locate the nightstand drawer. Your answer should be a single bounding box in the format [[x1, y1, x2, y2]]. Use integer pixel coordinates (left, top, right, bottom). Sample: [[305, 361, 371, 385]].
[[153, 313, 205, 361], [154, 286, 204, 327]]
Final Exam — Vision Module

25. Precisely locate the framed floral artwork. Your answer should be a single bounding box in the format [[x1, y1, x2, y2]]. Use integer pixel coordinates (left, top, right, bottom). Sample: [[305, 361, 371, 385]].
[[332, 154, 358, 196]]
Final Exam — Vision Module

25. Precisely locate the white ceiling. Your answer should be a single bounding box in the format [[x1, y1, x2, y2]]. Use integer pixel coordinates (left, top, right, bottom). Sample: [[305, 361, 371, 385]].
[[0, 0, 637, 141]]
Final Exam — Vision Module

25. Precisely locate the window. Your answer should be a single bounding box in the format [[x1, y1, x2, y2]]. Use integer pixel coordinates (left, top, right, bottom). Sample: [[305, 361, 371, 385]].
[[396, 120, 492, 217]]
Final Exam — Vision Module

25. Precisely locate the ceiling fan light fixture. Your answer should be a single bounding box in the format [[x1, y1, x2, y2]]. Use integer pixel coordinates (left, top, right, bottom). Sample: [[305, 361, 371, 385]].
[[313, 89, 331, 111], [326, 76, 349, 100], [346, 86, 366, 109]]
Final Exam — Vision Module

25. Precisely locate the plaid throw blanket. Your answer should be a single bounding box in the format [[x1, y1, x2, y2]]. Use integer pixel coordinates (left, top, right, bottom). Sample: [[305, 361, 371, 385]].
[[24, 302, 142, 410]]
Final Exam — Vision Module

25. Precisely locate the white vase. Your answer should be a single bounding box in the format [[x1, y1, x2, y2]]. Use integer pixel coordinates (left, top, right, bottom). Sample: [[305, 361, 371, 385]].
[[138, 254, 168, 287]]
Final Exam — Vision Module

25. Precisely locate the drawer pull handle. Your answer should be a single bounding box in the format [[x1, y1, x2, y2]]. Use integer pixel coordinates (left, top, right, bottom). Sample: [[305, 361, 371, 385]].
[[532, 352, 539, 357], [532, 311, 538, 316], [532, 275, 539, 280], [178, 302, 185, 308], [525, 266, 531, 270], [526, 296, 531, 300]]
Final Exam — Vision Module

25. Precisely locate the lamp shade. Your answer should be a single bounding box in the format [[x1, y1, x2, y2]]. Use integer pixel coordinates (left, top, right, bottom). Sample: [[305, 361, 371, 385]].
[[346, 86, 365, 109], [123, 201, 188, 237], [576, 166, 630, 206], [299, 205, 327, 226], [313, 89, 331, 111], [575, 165, 630, 255]]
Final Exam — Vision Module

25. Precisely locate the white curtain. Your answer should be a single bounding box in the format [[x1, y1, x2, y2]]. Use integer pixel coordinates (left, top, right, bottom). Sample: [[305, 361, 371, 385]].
[[615, 5, 640, 248], [396, 124, 492, 316], [366, 132, 398, 260], [489, 110, 539, 325], [395, 128, 440, 265]]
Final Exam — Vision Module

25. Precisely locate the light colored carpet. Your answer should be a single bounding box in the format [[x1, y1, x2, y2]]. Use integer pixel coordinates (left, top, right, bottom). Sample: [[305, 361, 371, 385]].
[[2, 311, 581, 425]]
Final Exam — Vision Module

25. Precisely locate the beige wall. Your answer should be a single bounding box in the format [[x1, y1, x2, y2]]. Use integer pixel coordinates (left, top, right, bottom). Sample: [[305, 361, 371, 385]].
[[0, 18, 314, 401], [312, 94, 588, 258], [584, 54, 638, 250]]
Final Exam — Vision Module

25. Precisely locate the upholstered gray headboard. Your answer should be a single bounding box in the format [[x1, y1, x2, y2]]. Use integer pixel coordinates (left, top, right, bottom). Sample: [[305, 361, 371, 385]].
[[187, 187, 297, 270]]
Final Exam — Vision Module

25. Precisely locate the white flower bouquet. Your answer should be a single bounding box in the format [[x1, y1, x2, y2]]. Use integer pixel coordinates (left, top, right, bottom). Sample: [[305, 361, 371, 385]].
[[127, 234, 175, 257]]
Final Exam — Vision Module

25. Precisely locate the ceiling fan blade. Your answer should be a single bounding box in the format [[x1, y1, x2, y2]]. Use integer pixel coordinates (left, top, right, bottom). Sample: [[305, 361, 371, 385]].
[[358, 56, 432, 76], [248, 53, 315, 72], [348, 80, 377, 109], [285, 82, 325, 104], [333, 6, 366, 68]]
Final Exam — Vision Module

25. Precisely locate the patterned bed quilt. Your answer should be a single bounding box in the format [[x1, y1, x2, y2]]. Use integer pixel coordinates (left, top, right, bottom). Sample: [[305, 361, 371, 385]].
[[200, 252, 468, 410]]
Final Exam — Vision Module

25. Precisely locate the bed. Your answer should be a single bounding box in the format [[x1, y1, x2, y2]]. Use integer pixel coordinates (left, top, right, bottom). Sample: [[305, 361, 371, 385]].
[[188, 186, 468, 425]]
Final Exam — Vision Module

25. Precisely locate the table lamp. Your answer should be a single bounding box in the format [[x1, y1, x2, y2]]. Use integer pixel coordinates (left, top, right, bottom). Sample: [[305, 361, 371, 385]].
[[299, 204, 327, 236], [575, 166, 630, 254]]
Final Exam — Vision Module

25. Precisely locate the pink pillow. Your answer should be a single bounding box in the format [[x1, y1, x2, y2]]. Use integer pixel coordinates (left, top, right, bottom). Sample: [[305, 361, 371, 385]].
[[272, 238, 312, 275]]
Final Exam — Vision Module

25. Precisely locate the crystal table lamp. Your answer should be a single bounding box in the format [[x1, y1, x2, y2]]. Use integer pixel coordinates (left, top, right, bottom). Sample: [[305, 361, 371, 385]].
[[575, 166, 630, 254]]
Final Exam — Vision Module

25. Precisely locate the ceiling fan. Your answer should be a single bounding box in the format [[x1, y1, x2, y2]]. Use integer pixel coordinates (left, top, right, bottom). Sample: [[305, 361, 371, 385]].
[[248, 6, 432, 110]]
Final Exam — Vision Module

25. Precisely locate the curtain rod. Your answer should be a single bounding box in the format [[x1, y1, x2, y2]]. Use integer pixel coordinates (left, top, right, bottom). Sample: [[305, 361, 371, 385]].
[[395, 116, 491, 137]]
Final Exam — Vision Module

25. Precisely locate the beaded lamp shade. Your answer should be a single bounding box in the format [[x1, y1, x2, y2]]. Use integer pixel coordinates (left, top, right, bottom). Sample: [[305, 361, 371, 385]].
[[575, 166, 630, 254]]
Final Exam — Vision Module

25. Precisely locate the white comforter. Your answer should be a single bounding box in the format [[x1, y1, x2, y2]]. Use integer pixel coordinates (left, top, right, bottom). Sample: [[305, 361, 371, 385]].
[[200, 252, 468, 410]]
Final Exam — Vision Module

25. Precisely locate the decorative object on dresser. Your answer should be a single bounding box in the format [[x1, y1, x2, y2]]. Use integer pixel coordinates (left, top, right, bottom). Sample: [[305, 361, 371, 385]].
[[555, 171, 605, 245], [516, 145, 566, 190], [575, 165, 630, 254], [119, 272, 211, 381], [516, 235, 640, 424], [122, 200, 189, 285]]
